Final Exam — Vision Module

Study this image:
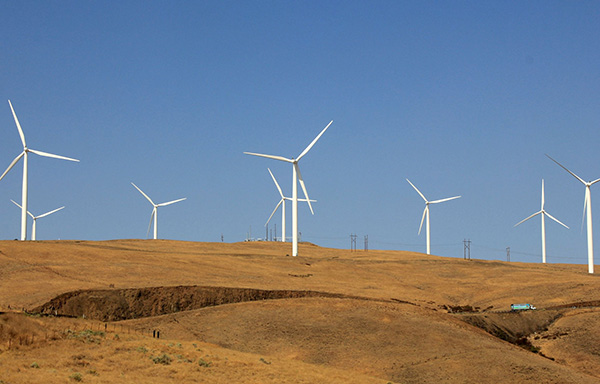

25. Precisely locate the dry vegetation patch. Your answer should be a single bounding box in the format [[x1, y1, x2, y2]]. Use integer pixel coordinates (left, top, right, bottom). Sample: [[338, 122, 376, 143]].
[[2, 240, 600, 382]]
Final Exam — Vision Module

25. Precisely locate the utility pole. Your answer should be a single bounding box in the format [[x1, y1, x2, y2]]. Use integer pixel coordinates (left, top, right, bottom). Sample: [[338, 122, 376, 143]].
[[364, 235, 368, 251], [350, 234, 357, 252], [463, 239, 471, 260], [274, 224, 277, 242], [506, 247, 510, 262]]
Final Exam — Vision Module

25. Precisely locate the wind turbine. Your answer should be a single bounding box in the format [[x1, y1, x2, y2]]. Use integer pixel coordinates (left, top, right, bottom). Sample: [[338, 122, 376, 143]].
[[131, 182, 186, 240], [547, 154, 600, 274], [406, 179, 461, 255], [245, 120, 332, 256], [265, 168, 316, 242], [514, 180, 569, 264], [10, 200, 64, 241], [0, 100, 79, 241]]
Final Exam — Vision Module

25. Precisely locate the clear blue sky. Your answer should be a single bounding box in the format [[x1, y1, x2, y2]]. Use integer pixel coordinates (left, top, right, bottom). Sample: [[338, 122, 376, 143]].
[[1, 1, 599, 265]]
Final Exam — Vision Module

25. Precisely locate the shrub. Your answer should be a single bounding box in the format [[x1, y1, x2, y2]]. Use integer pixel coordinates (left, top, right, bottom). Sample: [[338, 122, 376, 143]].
[[136, 346, 148, 354], [70, 372, 83, 382], [152, 354, 172, 365], [198, 358, 211, 367], [30, 362, 40, 368]]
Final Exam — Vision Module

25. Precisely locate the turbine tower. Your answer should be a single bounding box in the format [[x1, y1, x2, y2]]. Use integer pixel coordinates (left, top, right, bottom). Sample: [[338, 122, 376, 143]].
[[547, 154, 600, 274], [406, 179, 461, 255], [245, 120, 332, 256], [131, 182, 186, 240], [265, 168, 315, 242], [11, 200, 64, 241], [514, 179, 569, 263], [0, 100, 79, 240]]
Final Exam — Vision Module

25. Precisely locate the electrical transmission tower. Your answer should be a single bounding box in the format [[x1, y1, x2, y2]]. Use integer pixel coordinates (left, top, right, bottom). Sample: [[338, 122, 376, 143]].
[[350, 234, 357, 252], [506, 247, 510, 262], [463, 239, 471, 260], [364, 235, 368, 251]]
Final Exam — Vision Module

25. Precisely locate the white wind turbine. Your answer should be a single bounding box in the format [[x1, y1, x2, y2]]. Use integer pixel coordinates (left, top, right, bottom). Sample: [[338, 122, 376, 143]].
[[0, 100, 79, 241], [514, 180, 569, 264], [11, 200, 64, 241], [131, 182, 186, 240], [547, 154, 600, 274], [406, 179, 461, 255], [245, 120, 332, 256], [265, 168, 316, 242]]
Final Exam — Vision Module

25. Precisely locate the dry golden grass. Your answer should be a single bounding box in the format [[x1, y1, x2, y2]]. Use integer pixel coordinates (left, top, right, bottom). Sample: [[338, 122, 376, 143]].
[[1, 239, 600, 383]]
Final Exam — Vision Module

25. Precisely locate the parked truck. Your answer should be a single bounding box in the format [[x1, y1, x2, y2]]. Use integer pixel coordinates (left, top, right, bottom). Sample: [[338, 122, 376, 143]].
[[510, 303, 536, 311]]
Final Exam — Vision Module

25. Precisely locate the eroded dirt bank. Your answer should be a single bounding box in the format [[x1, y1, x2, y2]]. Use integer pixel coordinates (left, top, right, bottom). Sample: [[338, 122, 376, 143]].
[[459, 309, 564, 348], [32, 286, 362, 321]]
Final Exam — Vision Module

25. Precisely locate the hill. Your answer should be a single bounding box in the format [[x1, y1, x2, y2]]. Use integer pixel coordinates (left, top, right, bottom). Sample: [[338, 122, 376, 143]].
[[1, 240, 599, 383]]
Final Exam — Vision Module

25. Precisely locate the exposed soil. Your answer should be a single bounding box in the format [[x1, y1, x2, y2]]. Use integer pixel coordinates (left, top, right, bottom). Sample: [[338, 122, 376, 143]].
[[31, 286, 369, 321], [460, 310, 563, 344]]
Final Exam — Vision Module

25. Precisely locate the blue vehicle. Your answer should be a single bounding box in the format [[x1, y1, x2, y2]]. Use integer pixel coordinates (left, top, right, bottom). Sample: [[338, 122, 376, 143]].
[[510, 303, 536, 311]]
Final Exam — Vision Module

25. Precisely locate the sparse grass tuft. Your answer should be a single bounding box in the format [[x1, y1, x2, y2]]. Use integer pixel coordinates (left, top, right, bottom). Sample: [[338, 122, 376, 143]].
[[69, 372, 83, 381], [66, 329, 105, 344], [198, 358, 212, 367], [152, 353, 172, 365], [136, 346, 148, 354], [30, 362, 39, 368]]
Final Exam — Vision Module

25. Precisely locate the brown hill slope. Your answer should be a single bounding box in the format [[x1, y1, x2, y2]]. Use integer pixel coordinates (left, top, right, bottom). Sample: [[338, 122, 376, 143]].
[[1, 240, 600, 383]]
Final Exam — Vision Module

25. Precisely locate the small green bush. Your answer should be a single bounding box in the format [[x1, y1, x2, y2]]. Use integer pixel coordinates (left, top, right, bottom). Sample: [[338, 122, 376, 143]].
[[152, 354, 172, 365], [70, 372, 83, 381], [198, 358, 212, 367], [136, 346, 148, 354], [30, 362, 40, 368]]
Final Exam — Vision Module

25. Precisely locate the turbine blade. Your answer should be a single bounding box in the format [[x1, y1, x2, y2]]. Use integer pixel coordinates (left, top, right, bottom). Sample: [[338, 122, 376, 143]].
[[430, 195, 461, 204], [10, 199, 34, 218], [406, 179, 427, 202], [268, 168, 284, 198], [297, 198, 317, 203], [545, 212, 569, 229], [8, 100, 26, 148], [546, 154, 586, 185], [131, 182, 155, 205], [37, 206, 65, 219], [582, 189, 588, 234], [0, 152, 25, 182], [28, 149, 79, 162], [296, 164, 314, 214], [265, 199, 283, 226], [591, 177, 600, 185], [418, 206, 427, 235], [514, 211, 541, 227], [157, 197, 186, 207], [147, 209, 155, 239], [296, 120, 333, 161], [244, 152, 293, 163]]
